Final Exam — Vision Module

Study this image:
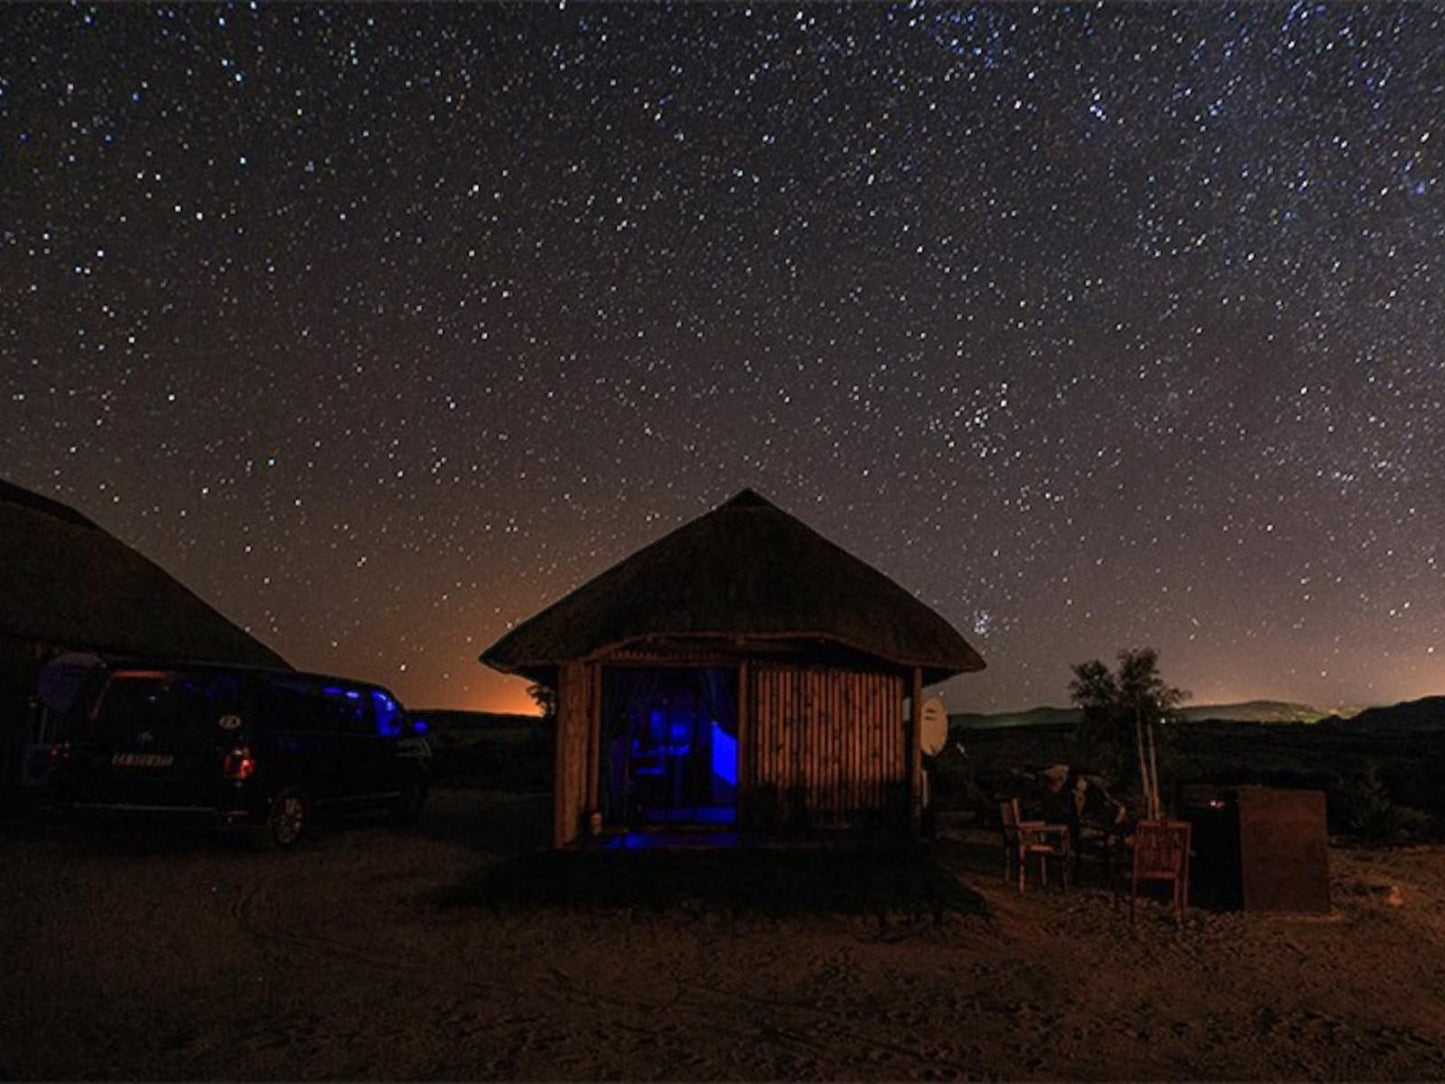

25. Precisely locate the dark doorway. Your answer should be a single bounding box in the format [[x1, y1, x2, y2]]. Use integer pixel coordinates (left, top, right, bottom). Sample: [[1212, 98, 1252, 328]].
[[601, 668, 738, 828]]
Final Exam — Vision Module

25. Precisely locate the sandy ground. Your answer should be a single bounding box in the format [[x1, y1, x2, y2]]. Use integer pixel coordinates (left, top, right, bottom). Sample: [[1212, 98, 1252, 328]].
[[2, 789, 1444, 1081]]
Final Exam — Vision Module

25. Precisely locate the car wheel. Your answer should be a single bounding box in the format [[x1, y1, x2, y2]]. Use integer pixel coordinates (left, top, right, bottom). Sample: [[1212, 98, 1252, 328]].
[[389, 776, 428, 826], [265, 789, 310, 849]]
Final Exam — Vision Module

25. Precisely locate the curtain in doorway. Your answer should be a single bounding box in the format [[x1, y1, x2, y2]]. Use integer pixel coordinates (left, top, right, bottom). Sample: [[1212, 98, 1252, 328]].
[[599, 667, 738, 825]]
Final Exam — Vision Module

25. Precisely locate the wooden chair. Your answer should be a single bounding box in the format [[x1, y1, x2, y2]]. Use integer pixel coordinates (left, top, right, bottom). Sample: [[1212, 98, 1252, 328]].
[[1130, 819, 1192, 924], [1000, 798, 1071, 893]]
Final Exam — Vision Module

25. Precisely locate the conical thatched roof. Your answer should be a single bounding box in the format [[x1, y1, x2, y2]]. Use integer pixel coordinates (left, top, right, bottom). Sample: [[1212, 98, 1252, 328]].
[[0, 478, 288, 668], [482, 489, 984, 685]]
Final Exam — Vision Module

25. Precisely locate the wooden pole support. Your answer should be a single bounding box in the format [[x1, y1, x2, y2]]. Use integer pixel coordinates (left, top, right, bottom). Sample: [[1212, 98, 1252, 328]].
[[736, 660, 749, 829], [909, 666, 924, 832]]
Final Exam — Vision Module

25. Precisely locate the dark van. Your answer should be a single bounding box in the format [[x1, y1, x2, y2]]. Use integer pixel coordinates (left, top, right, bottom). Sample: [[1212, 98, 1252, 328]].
[[49, 662, 430, 848]]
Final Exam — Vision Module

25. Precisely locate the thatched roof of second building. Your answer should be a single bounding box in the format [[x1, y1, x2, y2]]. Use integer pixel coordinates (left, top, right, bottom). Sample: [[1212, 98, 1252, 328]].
[[0, 478, 288, 668], [483, 489, 984, 685]]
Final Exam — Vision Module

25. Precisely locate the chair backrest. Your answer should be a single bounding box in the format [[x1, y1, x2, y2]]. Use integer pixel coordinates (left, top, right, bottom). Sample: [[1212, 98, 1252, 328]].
[[1000, 798, 1021, 831], [1134, 820, 1191, 878]]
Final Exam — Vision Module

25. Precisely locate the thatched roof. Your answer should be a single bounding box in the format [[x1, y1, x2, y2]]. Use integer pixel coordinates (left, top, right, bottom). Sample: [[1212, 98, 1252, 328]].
[[0, 478, 288, 668], [482, 489, 984, 685]]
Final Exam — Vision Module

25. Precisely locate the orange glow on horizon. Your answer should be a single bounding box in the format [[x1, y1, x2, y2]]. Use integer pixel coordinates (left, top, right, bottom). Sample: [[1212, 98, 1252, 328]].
[[467, 670, 543, 716]]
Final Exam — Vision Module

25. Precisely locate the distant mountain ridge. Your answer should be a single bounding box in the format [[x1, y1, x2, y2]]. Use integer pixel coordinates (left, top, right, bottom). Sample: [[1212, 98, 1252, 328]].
[[1335, 696, 1445, 733], [949, 706, 1082, 731], [409, 708, 540, 729], [1177, 700, 1332, 724], [950, 699, 1331, 730]]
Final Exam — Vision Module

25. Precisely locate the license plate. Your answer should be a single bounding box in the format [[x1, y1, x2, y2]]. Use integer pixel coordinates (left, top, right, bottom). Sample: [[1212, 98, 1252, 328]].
[[111, 753, 175, 768]]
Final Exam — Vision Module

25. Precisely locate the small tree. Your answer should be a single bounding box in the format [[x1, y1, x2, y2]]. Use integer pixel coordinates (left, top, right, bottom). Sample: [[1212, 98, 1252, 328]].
[[1069, 648, 1186, 821], [1070, 659, 1126, 784], [526, 682, 557, 720]]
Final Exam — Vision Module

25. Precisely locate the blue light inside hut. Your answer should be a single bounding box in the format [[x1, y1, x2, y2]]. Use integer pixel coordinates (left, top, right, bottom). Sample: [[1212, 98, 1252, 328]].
[[710, 720, 736, 786], [635, 709, 692, 755], [630, 707, 735, 793]]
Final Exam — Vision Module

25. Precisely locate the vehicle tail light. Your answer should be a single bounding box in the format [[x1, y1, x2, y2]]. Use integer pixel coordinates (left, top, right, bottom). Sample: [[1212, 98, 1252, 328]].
[[223, 746, 256, 780]]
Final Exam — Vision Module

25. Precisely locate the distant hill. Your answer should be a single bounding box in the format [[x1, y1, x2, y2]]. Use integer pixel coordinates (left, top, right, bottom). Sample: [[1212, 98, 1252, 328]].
[[407, 708, 550, 791], [1340, 696, 1445, 733], [950, 699, 1327, 731], [1177, 700, 1330, 724], [949, 706, 1080, 731], [408, 708, 541, 730]]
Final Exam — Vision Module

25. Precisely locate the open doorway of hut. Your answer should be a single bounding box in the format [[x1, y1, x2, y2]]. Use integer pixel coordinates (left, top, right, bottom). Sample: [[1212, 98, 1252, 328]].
[[602, 668, 738, 828]]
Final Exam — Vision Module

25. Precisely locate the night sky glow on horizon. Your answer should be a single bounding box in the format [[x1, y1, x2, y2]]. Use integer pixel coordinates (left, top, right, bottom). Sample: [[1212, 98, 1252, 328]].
[[2, 3, 1442, 717]]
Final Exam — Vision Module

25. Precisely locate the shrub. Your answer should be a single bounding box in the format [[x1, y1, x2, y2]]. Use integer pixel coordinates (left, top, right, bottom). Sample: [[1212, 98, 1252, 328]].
[[925, 748, 988, 814], [1343, 763, 1431, 846]]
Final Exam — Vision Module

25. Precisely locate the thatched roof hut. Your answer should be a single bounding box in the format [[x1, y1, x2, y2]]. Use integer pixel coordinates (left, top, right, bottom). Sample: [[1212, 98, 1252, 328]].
[[484, 489, 982, 684], [0, 478, 286, 669], [483, 489, 983, 847], [0, 479, 287, 690], [1, 478, 288, 787]]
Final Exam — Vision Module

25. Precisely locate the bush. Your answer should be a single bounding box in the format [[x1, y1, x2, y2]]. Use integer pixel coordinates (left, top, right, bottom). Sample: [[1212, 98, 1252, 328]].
[[1343, 763, 1431, 846], [924, 748, 988, 814], [426, 719, 553, 791]]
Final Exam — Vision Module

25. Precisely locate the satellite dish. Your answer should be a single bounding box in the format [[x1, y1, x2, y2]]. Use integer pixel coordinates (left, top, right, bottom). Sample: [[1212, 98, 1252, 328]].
[[37, 652, 106, 714], [920, 698, 948, 756]]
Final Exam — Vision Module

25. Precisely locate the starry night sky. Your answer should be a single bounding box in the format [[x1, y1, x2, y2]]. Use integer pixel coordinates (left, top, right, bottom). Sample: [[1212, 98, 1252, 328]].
[[2, 3, 1442, 716]]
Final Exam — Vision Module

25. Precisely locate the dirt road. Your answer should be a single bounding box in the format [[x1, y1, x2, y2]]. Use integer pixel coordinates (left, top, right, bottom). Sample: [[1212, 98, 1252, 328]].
[[2, 789, 1443, 1080]]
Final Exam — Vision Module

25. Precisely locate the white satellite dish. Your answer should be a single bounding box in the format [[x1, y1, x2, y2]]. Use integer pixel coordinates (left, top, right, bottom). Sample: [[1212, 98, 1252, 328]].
[[920, 698, 948, 756]]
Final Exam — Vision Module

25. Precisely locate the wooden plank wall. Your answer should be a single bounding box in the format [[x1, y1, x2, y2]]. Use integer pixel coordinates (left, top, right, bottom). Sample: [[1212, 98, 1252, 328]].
[[553, 661, 595, 847], [745, 664, 906, 828]]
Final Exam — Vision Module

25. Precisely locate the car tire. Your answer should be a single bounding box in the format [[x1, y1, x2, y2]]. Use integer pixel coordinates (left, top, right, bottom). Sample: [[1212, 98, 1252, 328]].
[[261, 789, 310, 849], [389, 775, 428, 826]]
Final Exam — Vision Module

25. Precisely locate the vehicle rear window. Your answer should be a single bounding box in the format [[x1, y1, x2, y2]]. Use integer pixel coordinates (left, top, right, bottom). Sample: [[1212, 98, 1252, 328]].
[[372, 689, 402, 737], [259, 679, 393, 736], [316, 684, 373, 735], [90, 670, 243, 751], [262, 676, 320, 731]]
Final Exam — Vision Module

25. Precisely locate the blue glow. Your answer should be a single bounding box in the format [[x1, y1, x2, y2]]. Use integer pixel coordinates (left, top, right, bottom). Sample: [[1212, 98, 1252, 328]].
[[710, 721, 737, 786], [607, 827, 740, 849], [372, 689, 402, 737], [639, 806, 736, 825], [410, 718, 428, 735]]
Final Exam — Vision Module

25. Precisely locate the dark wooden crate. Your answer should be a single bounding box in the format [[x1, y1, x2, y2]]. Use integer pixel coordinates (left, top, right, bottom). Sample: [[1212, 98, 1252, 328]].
[[1236, 786, 1331, 913], [1181, 785, 1331, 913]]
